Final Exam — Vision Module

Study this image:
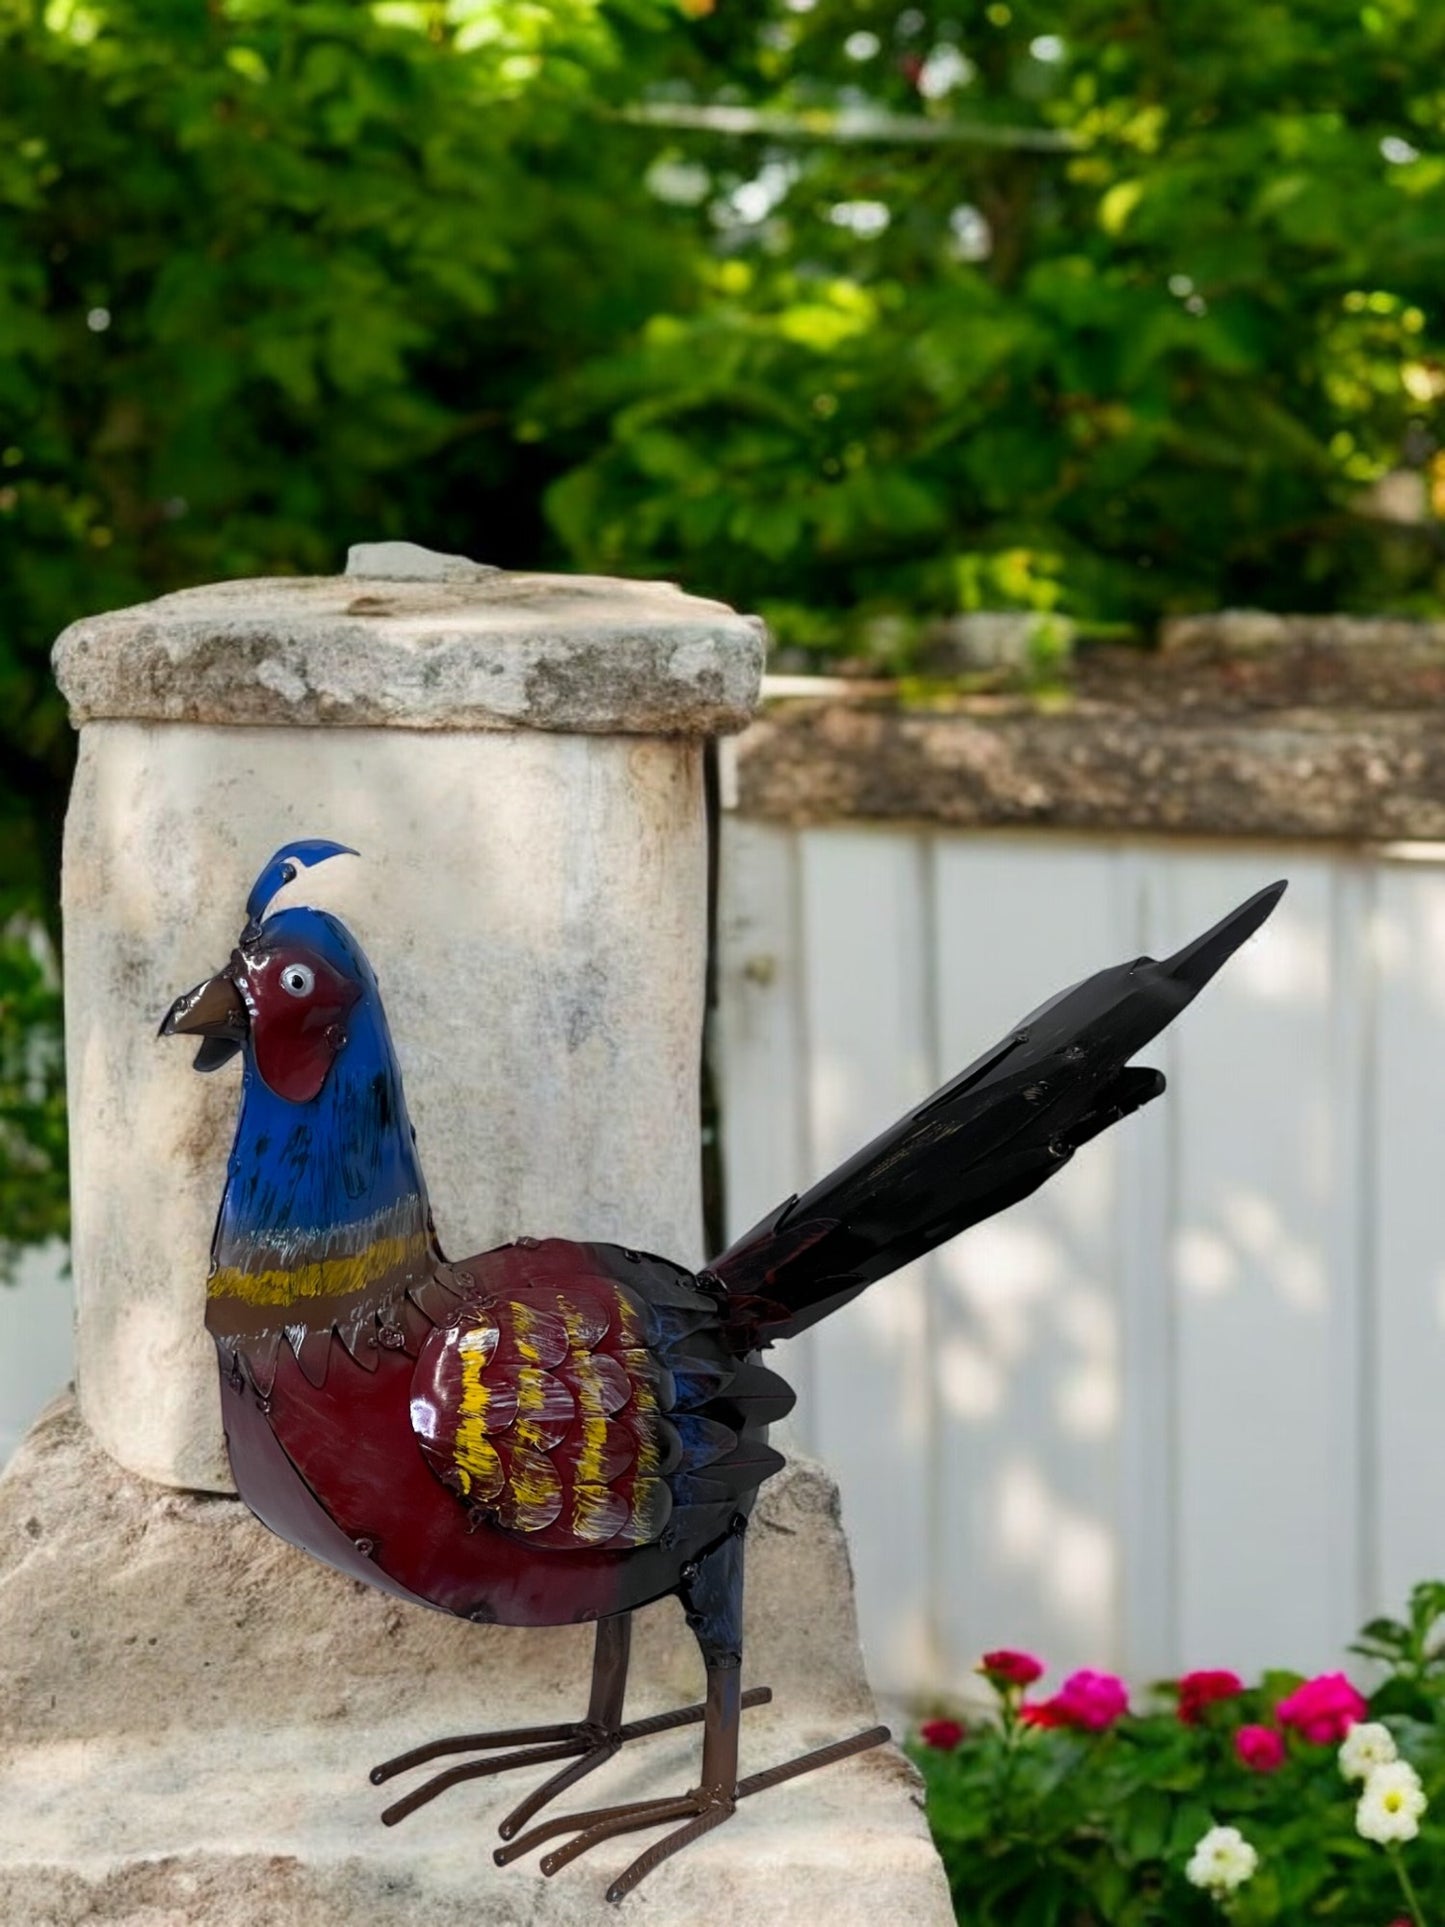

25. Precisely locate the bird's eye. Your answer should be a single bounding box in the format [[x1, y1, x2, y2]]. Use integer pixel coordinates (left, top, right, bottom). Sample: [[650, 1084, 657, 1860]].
[[280, 963, 315, 998]]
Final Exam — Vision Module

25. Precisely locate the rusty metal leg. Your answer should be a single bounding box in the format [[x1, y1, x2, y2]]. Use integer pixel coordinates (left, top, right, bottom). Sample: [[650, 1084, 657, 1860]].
[[493, 1526, 890, 1903], [368, 1611, 770, 1832], [494, 1612, 631, 1841]]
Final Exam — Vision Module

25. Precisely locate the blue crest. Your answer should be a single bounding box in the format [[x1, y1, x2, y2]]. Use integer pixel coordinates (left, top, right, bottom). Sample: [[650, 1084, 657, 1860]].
[[243, 839, 357, 936]]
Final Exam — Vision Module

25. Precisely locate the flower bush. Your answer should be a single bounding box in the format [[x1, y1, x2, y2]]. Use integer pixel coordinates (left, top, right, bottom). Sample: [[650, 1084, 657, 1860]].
[[909, 1581, 1445, 1924]]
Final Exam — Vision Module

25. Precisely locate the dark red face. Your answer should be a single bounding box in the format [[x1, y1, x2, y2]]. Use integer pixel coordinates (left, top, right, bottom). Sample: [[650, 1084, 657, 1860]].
[[236, 944, 364, 1103]]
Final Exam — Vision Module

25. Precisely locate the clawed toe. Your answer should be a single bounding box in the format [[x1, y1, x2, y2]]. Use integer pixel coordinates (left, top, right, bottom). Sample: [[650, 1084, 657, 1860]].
[[496, 1722, 892, 1899], [495, 1786, 734, 1901], [375, 1724, 613, 1827], [369, 1685, 774, 1833]]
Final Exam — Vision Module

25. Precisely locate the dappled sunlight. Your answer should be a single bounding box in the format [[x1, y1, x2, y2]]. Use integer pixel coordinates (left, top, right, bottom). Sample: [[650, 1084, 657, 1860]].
[[937, 1218, 1057, 1360], [937, 1331, 1004, 1422], [995, 1457, 1115, 1631], [1223, 907, 1329, 1007], [1406, 885, 1445, 1021], [850, 1261, 929, 1347], [1174, 1192, 1326, 1312], [1176, 1224, 1239, 1298]]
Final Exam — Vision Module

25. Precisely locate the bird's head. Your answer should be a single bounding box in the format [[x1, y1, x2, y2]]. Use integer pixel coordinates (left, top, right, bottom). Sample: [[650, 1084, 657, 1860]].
[[160, 839, 371, 1103]]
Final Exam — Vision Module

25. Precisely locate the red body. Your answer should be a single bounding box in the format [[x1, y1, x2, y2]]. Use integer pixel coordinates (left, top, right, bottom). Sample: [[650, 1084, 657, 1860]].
[[213, 1237, 792, 1627]]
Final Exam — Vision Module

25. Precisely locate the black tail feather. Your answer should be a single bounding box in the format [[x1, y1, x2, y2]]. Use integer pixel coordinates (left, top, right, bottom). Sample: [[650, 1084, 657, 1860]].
[[709, 882, 1284, 1348]]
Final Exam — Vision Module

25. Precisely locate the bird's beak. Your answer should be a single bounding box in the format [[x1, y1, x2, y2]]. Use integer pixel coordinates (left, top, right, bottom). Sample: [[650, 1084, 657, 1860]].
[[159, 968, 249, 1072]]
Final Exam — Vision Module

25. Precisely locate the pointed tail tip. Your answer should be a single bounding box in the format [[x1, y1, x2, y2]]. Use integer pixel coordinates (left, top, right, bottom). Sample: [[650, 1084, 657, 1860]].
[[1160, 876, 1289, 996]]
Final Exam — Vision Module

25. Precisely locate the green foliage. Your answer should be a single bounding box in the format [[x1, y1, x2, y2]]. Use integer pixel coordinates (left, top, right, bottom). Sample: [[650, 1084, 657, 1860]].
[[0, 0, 694, 1261], [547, 0, 1445, 656], [0, 925, 66, 1274], [911, 1584, 1445, 1924], [4, 0, 1445, 1262]]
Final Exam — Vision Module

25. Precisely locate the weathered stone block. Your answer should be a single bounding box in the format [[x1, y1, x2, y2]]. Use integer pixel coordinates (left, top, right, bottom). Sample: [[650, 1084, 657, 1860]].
[[0, 1399, 951, 1926]]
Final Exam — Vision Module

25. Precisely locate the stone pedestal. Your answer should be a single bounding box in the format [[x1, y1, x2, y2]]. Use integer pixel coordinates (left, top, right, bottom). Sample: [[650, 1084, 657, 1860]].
[[34, 547, 952, 1919], [52, 551, 764, 1491], [0, 1399, 952, 1926]]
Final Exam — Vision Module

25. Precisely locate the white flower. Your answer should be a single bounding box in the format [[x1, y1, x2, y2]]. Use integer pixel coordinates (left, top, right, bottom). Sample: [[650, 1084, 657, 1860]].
[[1356, 1759, 1428, 1845], [1185, 1824, 1259, 1894], [1339, 1720, 1398, 1781]]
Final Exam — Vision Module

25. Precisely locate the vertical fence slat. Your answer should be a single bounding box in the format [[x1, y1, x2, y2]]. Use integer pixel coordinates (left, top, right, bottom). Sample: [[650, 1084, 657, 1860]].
[[1166, 853, 1356, 1674], [714, 817, 817, 1439], [931, 836, 1128, 1689], [1115, 851, 1179, 1681], [796, 825, 938, 1696], [1372, 859, 1445, 1614]]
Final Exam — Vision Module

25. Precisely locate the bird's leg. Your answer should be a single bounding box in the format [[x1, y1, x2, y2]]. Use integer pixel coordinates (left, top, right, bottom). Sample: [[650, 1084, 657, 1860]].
[[368, 1610, 771, 1834], [495, 1523, 890, 1903]]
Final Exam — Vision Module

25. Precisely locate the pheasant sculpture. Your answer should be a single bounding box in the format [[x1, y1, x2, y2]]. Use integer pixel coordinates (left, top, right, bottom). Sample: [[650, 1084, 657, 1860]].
[[161, 839, 1284, 1901]]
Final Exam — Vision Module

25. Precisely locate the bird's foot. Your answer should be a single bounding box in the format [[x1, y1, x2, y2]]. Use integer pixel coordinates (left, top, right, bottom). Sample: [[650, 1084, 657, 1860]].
[[495, 1721, 891, 1902], [369, 1686, 773, 1837]]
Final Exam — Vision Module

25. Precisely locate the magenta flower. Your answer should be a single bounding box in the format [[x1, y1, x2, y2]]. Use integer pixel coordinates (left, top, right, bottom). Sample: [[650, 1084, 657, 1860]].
[[980, 1648, 1045, 1689], [1053, 1668, 1129, 1731], [1177, 1669, 1244, 1724], [919, 1717, 966, 1751], [1275, 1672, 1368, 1746], [1235, 1723, 1286, 1772]]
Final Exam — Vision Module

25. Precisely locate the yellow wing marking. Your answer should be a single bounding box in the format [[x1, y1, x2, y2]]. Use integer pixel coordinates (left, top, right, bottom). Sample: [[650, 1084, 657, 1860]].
[[617, 1476, 672, 1546], [453, 1326, 505, 1500], [567, 1348, 613, 1488], [512, 1366, 574, 1453], [497, 1447, 563, 1532], [570, 1484, 629, 1545], [505, 1300, 568, 1369]]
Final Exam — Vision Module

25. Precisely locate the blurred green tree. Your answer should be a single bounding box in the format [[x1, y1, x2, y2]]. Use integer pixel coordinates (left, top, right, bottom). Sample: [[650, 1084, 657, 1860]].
[[550, 0, 1445, 659], [3, 0, 1445, 1263], [0, 0, 694, 1267]]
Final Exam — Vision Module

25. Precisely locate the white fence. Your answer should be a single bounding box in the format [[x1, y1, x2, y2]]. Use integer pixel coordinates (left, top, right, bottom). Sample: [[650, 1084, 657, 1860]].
[[716, 817, 1445, 1703], [7, 819, 1445, 1711]]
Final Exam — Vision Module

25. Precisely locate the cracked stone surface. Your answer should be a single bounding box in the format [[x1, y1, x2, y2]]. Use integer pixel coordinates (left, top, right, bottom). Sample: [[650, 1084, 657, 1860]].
[[0, 1399, 951, 1927], [53, 564, 766, 737]]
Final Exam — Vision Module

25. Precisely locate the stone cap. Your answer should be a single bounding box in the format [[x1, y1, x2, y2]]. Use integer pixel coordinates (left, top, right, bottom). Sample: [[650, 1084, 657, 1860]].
[[733, 613, 1445, 841], [736, 694, 1445, 842], [53, 546, 767, 736]]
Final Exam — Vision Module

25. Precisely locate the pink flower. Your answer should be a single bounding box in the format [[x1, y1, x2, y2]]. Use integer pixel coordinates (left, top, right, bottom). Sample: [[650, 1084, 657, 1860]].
[[1177, 1669, 1244, 1724], [919, 1717, 966, 1751], [1275, 1672, 1368, 1746], [980, 1649, 1045, 1688], [1054, 1669, 1130, 1731], [1235, 1724, 1286, 1772]]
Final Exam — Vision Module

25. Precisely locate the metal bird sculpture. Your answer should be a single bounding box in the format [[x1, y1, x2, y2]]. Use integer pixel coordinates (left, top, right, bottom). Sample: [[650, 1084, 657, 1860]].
[[160, 841, 1284, 1901]]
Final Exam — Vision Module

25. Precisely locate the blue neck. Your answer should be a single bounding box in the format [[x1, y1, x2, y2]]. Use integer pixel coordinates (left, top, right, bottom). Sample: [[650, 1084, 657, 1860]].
[[214, 995, 431, 1269]]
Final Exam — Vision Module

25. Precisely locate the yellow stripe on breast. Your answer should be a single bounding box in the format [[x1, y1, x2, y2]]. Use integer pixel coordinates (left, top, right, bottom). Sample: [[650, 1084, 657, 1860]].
[[208, 1233, 430, 1307]]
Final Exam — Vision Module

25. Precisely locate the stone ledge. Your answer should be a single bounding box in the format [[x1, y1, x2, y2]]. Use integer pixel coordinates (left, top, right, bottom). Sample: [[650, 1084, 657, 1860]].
[[52, 569, 766, 737], [0, 1399, 950, 1926], [735, 698, 1445, 841]]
